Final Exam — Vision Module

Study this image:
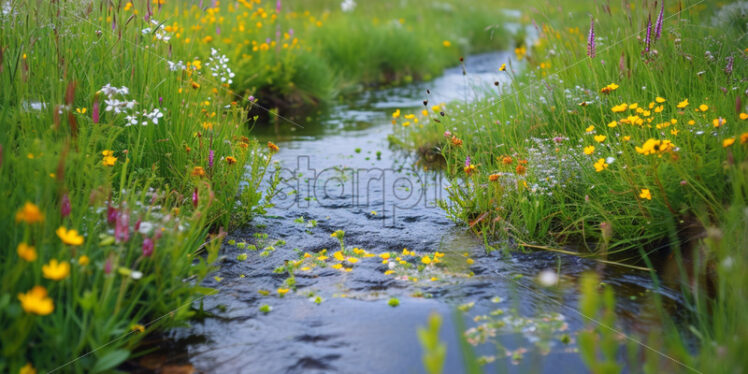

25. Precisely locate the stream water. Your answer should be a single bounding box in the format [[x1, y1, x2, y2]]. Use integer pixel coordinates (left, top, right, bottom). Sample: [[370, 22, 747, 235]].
[[138, 51, 687, 373]]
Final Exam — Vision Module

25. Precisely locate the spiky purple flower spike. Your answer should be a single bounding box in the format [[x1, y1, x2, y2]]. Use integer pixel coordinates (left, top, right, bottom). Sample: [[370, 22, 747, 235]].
[[587, 17, 596, 58], [644, 14, 652, 53], [655, 1, 664, 40], [465, 156, 471, 168]]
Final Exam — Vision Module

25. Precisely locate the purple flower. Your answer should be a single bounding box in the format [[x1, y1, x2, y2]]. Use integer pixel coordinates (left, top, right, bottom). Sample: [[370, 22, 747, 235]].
[[553, 136, 565, 143], [644, 15, 652, 53], [61, 193, 71, 218], [142, 238, 154, 257], [587, 18, 596, 58], [115, 210, 130, 244], [655, 1, 664, 40], [465, 156, 471, 167], [107, 203, 117, 224], [248, 95, 256, 102], [276, 0, 282, 13], [216, 26, 221, 35], [208, 149, 215, 168], [725, 56, 734, 76]]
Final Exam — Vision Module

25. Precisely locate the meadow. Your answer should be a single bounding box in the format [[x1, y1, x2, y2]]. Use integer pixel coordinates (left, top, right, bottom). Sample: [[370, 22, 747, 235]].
[[395, 0, 748, 372]]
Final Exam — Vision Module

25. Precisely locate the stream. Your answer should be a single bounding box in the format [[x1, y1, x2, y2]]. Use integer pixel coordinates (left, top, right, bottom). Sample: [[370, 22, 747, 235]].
[[138, 51, 687, 373]]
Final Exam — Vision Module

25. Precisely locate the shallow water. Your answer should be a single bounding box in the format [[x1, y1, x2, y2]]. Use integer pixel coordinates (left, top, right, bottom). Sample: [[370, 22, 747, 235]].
[[141, 52, 687, 373]]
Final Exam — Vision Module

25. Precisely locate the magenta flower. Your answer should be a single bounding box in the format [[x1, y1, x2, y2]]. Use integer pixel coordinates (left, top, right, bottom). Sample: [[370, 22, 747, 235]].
[[465, 156, 471, 167], [61, 193, 71, 218], [208, 149, 215, 168], [142, 237, 154, 257], [115, 210, 130, 244], [644, 15, 652, 53], [107, 202, 117, 224], [193, 188, 199, 208], [654, 1, 664, 40], [105, 257, 112, 274], [587, 18, 596, 58]]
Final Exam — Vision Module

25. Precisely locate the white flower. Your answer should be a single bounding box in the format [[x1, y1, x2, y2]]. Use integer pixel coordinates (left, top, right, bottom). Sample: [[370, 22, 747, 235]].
[[341, 0, 356, 12], [537, 269, 559, 287]]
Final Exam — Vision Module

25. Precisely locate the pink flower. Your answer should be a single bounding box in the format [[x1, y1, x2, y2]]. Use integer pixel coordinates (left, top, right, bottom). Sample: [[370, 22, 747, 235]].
[[61, 193, 71, 218], [192, 188, 199, 208], [115, 210, 130, 244], [443, 131, 452, 138], [142, 238, 154, 257], [107, 202, 117, 224], [587, 18, 596, 58]]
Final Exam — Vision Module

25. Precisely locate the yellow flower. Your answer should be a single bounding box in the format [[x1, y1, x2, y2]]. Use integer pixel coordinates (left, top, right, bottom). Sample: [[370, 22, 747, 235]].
[[723, 138, 735, 148], [78, 255, 90, 266], [101, 150, 118, 166], [18, 286, 54, 316], [740, 133, 748, 144], [676, 99, 688, 109], [655, 97, 666, 103], [635, 139, 675, 156], [584, 146, 595, 155], [499, 63, 506, 71], [19, 363, 37, 374], [654, 105, 664, 113], [226, 156, 237, 165], [15, 202, 44, 224], [346, 257, 359, 264], [191, 166, 206, 177], [75, 107, 87, 114], [56, 227, 84, 246], [466, 258, 474, 265], [611, 103, 628, 113], [607, 121, 617, 128], [392, 109, 401, 118], [277, 288, 290, 296], [639, 189, 652, 200], [594, 135, 606, 143], [331, 263, 343, 270], [442, 40, 451, 47], [629, 103, 639, 110], [713, 118, 726, 128], [421, 256, 432, 265], [43, 259, 70, 281], [585, 125, 595, 133], [594, 158, 609, 172], [333, 251, 345, 261], [17, 243, 37, 262], [380, 253, 390, 260], [688, 120, 695, 125], [622, 136, 631, 141], [698, 104, 708, 112], [432, 105, 441, 113], [384, 270, 394, 275], [123, 2, 133, 11], [740, 113, 748, 120], [670, 129, 679, 136], [131, 324, 145, 333]]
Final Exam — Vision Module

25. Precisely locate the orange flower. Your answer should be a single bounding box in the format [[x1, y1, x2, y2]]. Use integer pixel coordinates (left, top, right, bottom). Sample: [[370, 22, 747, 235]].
[[18, 286, 54, 316], [450, 136, 463, 146], [488, 174, 500, 182], [226, 156, 237, 165], [501, 156, 513, 165], [267, 141, 280, 152], [15, 202, 44, 224], [17, 243, 37, 262], [191, 166, 206, 177], [515, 164, 527, 175], [740, 132, 748, 144]]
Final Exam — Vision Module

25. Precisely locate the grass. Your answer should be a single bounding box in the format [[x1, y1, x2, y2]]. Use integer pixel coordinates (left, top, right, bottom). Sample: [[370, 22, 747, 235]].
[[0, 0, 277, 372], [156, 0, 514, 108], [398, 0, 748, 372]]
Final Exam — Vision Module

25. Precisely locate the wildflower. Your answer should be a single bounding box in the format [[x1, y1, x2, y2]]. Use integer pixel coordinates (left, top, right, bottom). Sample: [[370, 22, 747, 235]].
[[442, 40, 451, 47], [488, 174, 500, 182], [655, 97, 666, 103], [741, 133, 748, 144], [639, 189, 652, 200], [208, 149, 215, 168], [42, 259, 70, 281], [587, 17, 596, 58], [392, 109, 401, 118], [18, 286, 54, 315], [19, 363, 36, 374], [450, 136, 463, 146], [17, 243, 37, 262], [142, 237, 154, 257], [115, 210, 130, 244], [600, 83, 618, 94], [191, 166, 206, 177], [594, 135, 606, 143], [60, 193, 71, 218], [723, 138, 735, 148], [331, 230, 345, 238], [56, 227, 84, 246], [713, 118, 726, 128], [739, 113, 747, 120], [698, 104, 708, 112], [268, 141, 279, 152], [515, 164, 527, 175], [101, 150, 117, 166], [78, 255, 90, 266], [131, 324, 145, 333], [594, 158, 608, 172], [622, 136, 631, 141], [277, 288, 290, 297], [501, 156, 513, 165], [644, 14, 652, 53], [443, 131, 452, 138], [585, 125, 595, 132], [584, 146, 595, 155], [676, 99, 689, 109], [421, 256, 432, 265], [466, 258, 474, 265], [611, 103, 628, 113], [16, 202, 44, 224], [724, 56, 734, 76], [499, 63, 506, 71], [635, 139, 675, 155], [226, 156, 237, 165], [654, 0, 664, 40], [670, 129, 679, 136], [347, 257, 359, 264]]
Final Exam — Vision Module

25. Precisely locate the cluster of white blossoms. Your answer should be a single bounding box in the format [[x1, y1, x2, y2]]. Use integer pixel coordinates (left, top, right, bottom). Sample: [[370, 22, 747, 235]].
[[206, 48, 235, 85], [100, 84, 164, 126], [141, 19, 171, 43]]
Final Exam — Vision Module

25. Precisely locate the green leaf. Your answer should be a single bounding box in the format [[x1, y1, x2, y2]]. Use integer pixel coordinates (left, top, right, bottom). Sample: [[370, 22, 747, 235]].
[[92, 349, 130, 373]]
